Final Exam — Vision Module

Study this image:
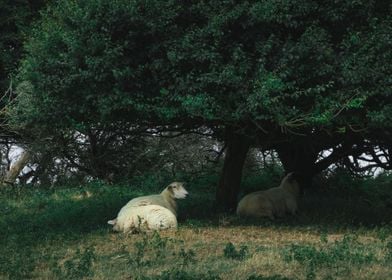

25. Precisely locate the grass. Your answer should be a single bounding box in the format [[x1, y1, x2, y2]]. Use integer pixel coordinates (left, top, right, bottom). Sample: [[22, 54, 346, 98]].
[[1, 172, 392, 279]]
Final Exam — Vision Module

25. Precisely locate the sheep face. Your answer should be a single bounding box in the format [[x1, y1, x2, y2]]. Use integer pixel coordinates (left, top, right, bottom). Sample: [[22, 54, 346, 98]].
[[167, 182, 188, 199]]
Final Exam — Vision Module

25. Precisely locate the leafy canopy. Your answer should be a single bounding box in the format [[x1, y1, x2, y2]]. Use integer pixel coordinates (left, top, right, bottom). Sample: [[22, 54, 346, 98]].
[[11, 0, 392, 138]]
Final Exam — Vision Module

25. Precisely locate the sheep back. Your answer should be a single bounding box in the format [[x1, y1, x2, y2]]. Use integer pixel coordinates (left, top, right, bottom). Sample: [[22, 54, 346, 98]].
[[119, 182, 188, 217], [121, 194, 175, 216], [236, 173, 299, 219], [109, 204, 178, 233], [236, 191, 275, 219]]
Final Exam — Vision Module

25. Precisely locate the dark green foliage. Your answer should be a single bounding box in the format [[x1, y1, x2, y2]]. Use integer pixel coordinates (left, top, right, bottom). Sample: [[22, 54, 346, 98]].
[[223, 242, 250, 261], [0, 0, 49, 145], [318, 170, 392, 210], [11, 0, 392, 137], [283, 234, 376, 278], [0, 242, 35, 279], [13, 0, 186, 129], [241, 163, 284, 194], [0, 182, 129, 245], [0, 0, 49, 94], [3, 0, 390, 195], [142, 269, 221, 280]]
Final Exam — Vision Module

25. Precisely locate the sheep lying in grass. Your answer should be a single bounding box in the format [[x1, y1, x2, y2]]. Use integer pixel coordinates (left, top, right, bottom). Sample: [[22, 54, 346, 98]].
[[108, 182, 188, 233], [107, 204, 177, 233], [236, 172, 300, 220], [120, 182, 188, 217]]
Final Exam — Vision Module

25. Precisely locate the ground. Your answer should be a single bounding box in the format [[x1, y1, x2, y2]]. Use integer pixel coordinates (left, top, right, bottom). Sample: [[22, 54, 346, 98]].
[[1, 172, 392, 279]]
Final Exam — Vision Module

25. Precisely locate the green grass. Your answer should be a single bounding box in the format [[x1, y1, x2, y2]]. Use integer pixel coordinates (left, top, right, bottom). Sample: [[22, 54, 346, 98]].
[[1, 172, 392, 279]]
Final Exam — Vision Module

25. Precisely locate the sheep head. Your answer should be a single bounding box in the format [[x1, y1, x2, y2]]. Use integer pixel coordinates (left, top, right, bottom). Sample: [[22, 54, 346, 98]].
[[107, 218, 120, 231], [166, 182, 188, 199], [281, 172, 300, 196]]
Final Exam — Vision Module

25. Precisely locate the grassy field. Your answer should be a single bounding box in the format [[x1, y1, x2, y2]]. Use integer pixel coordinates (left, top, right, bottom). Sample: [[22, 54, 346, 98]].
[[1, 173, 392, 279]]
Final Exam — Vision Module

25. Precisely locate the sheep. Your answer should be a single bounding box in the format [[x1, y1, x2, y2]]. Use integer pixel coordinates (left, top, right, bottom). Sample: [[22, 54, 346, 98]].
[[236, 172, 300, 220], [107, 204, 178, 233], [118, 182, 188, 217]]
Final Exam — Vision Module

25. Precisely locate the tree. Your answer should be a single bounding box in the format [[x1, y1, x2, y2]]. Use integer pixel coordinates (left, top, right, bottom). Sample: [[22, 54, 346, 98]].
[[0, 0, 49, 94], [158, 0, 392, 210], [0, 0, 50, 186], [11, 0, 392, 210], [2, 150, 30, 186], [9, 0, 211, 183]]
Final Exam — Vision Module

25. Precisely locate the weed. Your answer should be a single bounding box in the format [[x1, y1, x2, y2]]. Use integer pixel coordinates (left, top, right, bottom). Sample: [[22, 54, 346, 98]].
[[283, 233, 376, 278], [126, 231, 172, 267], [149, 231, 169, 260], [319, 231, 328, 244], [0, 246, 36, 279], [53, 246, 96, 279], [178, 248, 196, 266], [247, 275, 292, 280], [284, 234, 375, 267], [376, 226, 390, 242], [305, 268, 316, 280], [131, 234, 149, 266], [385, 241, 392, 261], [141, 268, 221, 280], [223, 242, 250, 261], [186, 219, 207, 228]]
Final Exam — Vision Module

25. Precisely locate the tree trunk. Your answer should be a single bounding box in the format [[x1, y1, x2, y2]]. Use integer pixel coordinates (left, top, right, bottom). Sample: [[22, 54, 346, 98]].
[[276, 140, 318, 188], [2, 150, 31, 186], [215, 129, 250, 212]]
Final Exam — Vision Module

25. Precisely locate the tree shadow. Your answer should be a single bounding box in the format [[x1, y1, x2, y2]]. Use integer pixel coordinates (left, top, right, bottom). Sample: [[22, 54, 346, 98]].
[[0, 189, 134, 246], [179, 190, 392, 230]]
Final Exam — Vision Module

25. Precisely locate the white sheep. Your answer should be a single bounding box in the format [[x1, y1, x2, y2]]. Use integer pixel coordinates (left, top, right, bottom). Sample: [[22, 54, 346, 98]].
[[119, 182, 188, 217], [107, 204, 178, 233], [236, 172, 300, 220]]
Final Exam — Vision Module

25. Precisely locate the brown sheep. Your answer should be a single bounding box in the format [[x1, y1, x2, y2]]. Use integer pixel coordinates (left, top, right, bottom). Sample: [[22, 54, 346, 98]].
[[236, 172, 300, 219]]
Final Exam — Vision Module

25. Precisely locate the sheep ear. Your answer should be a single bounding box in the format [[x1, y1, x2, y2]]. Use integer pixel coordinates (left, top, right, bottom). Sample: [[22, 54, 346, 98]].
[[108, 219, 117, 225], [167, 185, 174, 193], [286, 172, 295, 181]]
